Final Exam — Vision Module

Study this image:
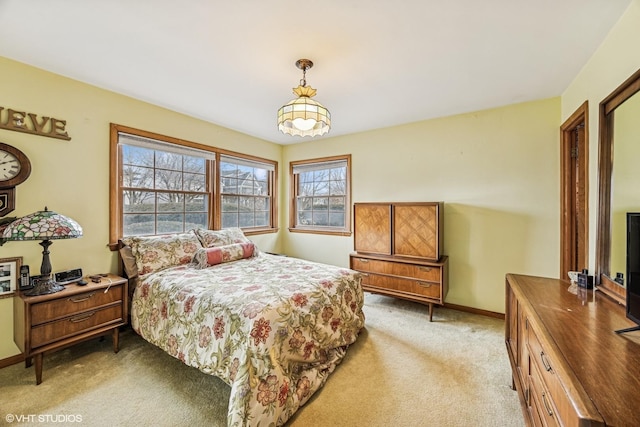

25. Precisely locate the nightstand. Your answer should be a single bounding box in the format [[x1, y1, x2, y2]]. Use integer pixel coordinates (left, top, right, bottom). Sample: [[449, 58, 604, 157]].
[[13, 274, 128, 384]]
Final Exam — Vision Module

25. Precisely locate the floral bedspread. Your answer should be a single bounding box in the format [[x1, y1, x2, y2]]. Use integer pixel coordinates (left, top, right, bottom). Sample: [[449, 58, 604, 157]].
[[131, 253, 365, 426]]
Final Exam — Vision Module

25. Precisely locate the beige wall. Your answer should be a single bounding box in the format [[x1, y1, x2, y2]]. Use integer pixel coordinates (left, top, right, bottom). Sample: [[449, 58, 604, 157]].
[[0, 57, 282, 358], [283, 98, 561, 314], [562, 0, 640, 274], [2, 0, 639, 361]]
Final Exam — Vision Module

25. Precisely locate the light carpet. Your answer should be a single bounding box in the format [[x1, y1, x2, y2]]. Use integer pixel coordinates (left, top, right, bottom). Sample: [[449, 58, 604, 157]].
[[0, 293, 524, 426]]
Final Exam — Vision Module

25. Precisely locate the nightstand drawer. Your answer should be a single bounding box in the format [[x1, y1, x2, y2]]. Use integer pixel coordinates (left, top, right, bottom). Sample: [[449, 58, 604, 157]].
[[14, 274, 128, 385], [351, 257, 441, 281], [30, 285, 124, 325], [362, 273, 441, 299], [30, 303, 123, 348]]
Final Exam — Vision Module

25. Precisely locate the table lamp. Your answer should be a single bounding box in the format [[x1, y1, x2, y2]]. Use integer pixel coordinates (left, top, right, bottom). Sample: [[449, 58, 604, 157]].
[[2, 207, 83, 296]]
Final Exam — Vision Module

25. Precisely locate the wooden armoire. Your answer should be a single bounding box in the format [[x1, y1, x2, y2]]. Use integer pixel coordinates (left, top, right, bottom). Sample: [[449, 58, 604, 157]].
[[349, 202, 448, 321]]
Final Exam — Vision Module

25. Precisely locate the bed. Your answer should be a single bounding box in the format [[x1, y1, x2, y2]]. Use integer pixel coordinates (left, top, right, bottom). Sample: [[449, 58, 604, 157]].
[[121, 228, 365, 426]]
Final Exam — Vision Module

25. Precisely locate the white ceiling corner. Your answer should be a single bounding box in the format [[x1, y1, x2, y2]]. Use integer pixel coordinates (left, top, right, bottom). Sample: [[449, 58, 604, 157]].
[[0, 0, 632, 144]]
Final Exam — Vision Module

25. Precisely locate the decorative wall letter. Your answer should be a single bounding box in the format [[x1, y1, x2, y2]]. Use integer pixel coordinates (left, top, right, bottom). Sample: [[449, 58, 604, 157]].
[[0, 106, 71, 141]]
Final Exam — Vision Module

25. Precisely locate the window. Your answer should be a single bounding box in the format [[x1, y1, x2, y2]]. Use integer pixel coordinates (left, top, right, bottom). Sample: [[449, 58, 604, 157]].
[[220, 155, 274, 229], [289, 155, 351, 235], [119, 134, 213, 237], [109, 124, 277, 248]]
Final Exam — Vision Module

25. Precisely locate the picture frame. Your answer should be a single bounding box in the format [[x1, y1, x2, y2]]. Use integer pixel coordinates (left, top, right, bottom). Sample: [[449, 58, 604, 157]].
[[0, 256, 22, 296]]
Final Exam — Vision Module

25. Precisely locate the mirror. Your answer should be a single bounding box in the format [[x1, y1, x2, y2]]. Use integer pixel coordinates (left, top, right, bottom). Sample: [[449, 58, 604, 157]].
[[596, 67, 640, 304], [610, 93, 640, 280]]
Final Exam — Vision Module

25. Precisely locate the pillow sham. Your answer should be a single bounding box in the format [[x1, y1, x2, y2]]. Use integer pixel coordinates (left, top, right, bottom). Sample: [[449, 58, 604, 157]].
[[122, 231, 202, 276], [119, 245, 139, 278], [192, 242, 256, 268], [194, 227, 252, 248]]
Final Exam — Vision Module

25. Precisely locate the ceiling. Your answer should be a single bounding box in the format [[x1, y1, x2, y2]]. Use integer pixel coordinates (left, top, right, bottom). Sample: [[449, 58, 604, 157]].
[[0, 1, 632, 145]]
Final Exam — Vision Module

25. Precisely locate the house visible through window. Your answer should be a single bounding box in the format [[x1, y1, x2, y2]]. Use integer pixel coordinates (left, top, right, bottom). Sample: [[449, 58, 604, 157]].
[[109, 124, 277, 248], [290, 155, 351, 235], [220, 155, 274, 228]]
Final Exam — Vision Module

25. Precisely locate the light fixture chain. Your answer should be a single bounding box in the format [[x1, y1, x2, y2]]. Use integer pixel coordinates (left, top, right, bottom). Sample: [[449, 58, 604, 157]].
[[300, 66, 307, 87]]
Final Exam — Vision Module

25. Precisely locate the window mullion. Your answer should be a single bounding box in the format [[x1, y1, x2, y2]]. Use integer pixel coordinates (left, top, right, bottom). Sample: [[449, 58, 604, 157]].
[[208, 158, 216, 230], [112, 124, 276, 244]]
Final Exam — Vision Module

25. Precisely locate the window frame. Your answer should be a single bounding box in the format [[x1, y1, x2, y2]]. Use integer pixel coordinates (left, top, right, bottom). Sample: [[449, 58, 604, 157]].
[[218, 154, 276, 231], [109, 124, 277, 249], [289, 154, 352, 236]]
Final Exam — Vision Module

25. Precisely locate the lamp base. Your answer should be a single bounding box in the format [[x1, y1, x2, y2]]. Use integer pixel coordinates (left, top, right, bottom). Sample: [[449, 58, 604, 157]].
[[25, 276, 65, 296]]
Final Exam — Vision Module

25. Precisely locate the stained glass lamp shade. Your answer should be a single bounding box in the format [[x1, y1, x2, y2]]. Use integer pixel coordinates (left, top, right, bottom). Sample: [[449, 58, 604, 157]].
[[2, 207, 83, 296], [277, 59, 331, 137]]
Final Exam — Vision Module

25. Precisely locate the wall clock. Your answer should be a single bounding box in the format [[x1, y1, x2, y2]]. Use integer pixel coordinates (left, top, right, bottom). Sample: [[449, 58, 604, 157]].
[[0, 142, 32, 217]]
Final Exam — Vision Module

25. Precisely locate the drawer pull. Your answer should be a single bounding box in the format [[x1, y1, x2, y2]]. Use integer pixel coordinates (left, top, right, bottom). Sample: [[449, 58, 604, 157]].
[[418, 267, 433, 272], [542, 391, 554, 417], [358, 258, 369, 263], [69, 292, 96, 303], [540, 351, 552, 372], [416, 281, 432, 288], [69, 312, 95, 323], [360, 273, 370, 277]]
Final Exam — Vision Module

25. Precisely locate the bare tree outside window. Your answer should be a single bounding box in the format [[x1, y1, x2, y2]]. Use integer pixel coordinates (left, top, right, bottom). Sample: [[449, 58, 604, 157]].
[[121, 144, 208, 236], [290, 156, 351, 234], [110, 124, 278, 245]]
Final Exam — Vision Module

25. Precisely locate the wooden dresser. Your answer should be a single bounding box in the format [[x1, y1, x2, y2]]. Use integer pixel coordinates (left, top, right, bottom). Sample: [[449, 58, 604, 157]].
[[350, 202, 448, 321], [505, 273, 640, 426], [14, 274, 128, 384]]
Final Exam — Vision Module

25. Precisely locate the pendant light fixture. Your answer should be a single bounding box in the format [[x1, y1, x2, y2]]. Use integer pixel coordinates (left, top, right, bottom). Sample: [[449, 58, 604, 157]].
[[277, 59, 331, 137]]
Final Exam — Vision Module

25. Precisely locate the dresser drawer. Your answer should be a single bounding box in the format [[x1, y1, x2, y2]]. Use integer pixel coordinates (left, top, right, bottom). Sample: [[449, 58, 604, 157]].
[[361, 272, 441, 299], [527, 322, 576, 427], [529, 353, 560, 427], [30, 285, 124, 326], [30, 303, 123, 349], [351, 257, 441, 281]]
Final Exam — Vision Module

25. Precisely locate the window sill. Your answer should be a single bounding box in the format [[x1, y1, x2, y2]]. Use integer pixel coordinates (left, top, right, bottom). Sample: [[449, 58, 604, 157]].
[[288, 227, 352, 237], [243, 227, 279, 236]]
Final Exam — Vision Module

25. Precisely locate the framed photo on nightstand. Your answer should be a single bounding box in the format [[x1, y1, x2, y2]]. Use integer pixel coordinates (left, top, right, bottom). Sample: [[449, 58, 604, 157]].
[[0, 256, 22, 296]]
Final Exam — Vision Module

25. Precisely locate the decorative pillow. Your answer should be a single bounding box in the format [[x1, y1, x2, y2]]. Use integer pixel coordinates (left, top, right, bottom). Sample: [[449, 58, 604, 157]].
[[122, 231, 202, 276], [119, 245, 139, 278], [194, 227, 252, 248], [192, 242, 256, 268]]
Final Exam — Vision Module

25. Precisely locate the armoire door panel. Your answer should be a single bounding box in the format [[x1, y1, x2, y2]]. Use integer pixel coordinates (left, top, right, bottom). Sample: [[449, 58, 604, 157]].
[[354, 203, 392, 255], [393, 204, 440, 260]]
